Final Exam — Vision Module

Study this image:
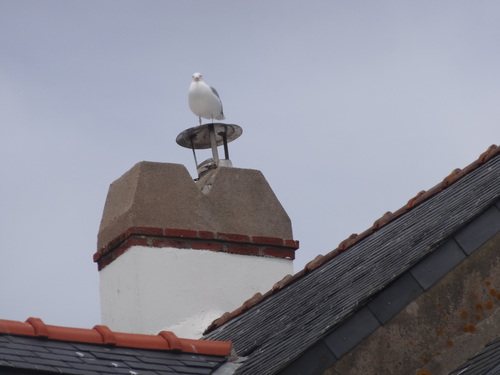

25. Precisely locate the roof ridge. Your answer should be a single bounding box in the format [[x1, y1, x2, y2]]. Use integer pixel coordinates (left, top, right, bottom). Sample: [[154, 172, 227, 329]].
[[204, 144, 500, 334], [0, 317, 231, 356]]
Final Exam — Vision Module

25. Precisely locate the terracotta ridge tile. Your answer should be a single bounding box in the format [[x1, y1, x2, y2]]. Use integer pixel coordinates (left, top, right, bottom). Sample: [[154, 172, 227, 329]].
[[203, 144, 500, 334], [0, 319, 33, 336], [158, 331, 183, 351], [205, 293, 266, 334], [0, 317, 231, 357], [243, 292, 264, 309], [305, 255, 325, 271], [407, 190, 426, 208], [179, 337, 233, 356], [442, 168, 462, 187], [272, 274, 294, 291], [26, 317, 49, 338], [93, 324, 117, 345], [373, 211, 394, 229], [338, 233, 359, 250]]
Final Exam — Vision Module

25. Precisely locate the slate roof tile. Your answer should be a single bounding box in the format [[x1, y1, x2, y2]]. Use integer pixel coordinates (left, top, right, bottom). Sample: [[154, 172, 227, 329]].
[[204, 145, 500, 374], [169, 364, 214, 374], [133, 355, 182, 366], [448, 337, 500, 375], [41, 351, 87, 363], [61, 368, 106, 375], [10, 360, 60, 373]]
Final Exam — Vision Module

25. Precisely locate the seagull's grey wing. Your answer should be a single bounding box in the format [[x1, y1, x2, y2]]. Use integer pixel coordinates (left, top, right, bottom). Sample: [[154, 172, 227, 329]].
[[210, 86, 222, 100], [210, 86, 224, 115]]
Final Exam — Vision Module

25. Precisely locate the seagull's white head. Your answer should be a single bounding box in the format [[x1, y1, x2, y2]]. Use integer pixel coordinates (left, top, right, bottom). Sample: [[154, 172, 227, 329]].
[[192, 72, 202, 82]]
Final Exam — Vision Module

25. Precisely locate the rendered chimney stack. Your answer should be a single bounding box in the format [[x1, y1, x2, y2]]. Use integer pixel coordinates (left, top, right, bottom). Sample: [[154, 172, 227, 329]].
[[94, 161, 298, 338]]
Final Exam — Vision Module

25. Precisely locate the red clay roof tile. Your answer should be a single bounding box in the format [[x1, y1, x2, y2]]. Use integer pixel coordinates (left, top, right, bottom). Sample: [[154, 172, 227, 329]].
[[0, 317, 231, 357]]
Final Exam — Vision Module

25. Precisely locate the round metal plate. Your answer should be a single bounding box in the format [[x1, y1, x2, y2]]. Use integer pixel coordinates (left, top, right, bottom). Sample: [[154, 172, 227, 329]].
[[176, 123, 243, 149]]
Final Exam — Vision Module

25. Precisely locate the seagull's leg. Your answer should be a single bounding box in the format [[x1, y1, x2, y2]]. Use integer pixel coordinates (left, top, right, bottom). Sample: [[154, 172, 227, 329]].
[[199, 116, 202, 126]]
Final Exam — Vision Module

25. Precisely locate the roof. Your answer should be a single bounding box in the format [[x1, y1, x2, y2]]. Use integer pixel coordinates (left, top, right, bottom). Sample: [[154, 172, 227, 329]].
[[0, 317, 231, 374], [449, 337, 500, 375], [204, 145, 500, 374]]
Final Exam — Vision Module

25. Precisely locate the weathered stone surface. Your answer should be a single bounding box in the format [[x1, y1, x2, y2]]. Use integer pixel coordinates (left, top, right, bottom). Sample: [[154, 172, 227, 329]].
[[200, 166, 292, 240], [324, 232, 500, 375], [98, 162, 293, 250]]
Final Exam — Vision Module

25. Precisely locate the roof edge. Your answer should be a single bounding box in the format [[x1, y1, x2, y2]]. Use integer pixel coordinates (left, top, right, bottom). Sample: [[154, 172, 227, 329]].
[[0, 317, 231, 357], [204, 144, 500, 334]]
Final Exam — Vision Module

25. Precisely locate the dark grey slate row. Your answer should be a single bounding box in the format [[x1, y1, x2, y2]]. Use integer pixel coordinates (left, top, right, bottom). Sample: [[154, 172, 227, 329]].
[[204, 154, 500, 375], [0, 334, 226, 375], [448, 337, 500, 375], [409, 238, 466, 290]]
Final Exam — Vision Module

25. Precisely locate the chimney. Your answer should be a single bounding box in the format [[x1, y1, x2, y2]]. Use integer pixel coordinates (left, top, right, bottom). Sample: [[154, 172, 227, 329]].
[[94, 124, 298, 338]]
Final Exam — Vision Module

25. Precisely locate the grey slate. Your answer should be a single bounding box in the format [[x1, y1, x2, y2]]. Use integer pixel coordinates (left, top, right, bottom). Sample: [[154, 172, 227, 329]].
[[368, 272, 424, 324], [323, 306, 380, 358], [0, 334, 227, 375], [410, 238, 466, 290], [448, 337, 500, 375], [204, 154, 500, 375], [280, 341, 337, 375], [454, 204, 500, 255]]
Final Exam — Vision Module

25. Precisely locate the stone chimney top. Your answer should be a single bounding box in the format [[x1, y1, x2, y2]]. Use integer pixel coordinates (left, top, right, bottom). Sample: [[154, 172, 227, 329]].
[[97, 161, 293, 257]]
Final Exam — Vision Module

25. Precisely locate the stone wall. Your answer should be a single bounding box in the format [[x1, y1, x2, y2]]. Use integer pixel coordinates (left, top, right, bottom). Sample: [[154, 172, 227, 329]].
[[325, 232, 500, 375]]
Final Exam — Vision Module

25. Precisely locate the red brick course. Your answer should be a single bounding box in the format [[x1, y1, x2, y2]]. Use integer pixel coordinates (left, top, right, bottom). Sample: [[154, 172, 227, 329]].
[[94, 227, 299, 271]]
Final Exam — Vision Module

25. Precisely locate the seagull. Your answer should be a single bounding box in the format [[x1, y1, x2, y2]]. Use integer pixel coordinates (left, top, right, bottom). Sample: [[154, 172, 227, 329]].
[[188, 72, 225, 125]]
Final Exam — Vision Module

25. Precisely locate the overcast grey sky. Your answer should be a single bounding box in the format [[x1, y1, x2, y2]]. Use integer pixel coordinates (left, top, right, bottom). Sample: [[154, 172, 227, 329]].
[[1, 1, 499, 330]]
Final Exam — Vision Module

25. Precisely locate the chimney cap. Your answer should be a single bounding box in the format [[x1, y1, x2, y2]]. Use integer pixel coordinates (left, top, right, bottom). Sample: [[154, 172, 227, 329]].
[[176, 123, 242, 150], [176, 123, 242, 177]]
